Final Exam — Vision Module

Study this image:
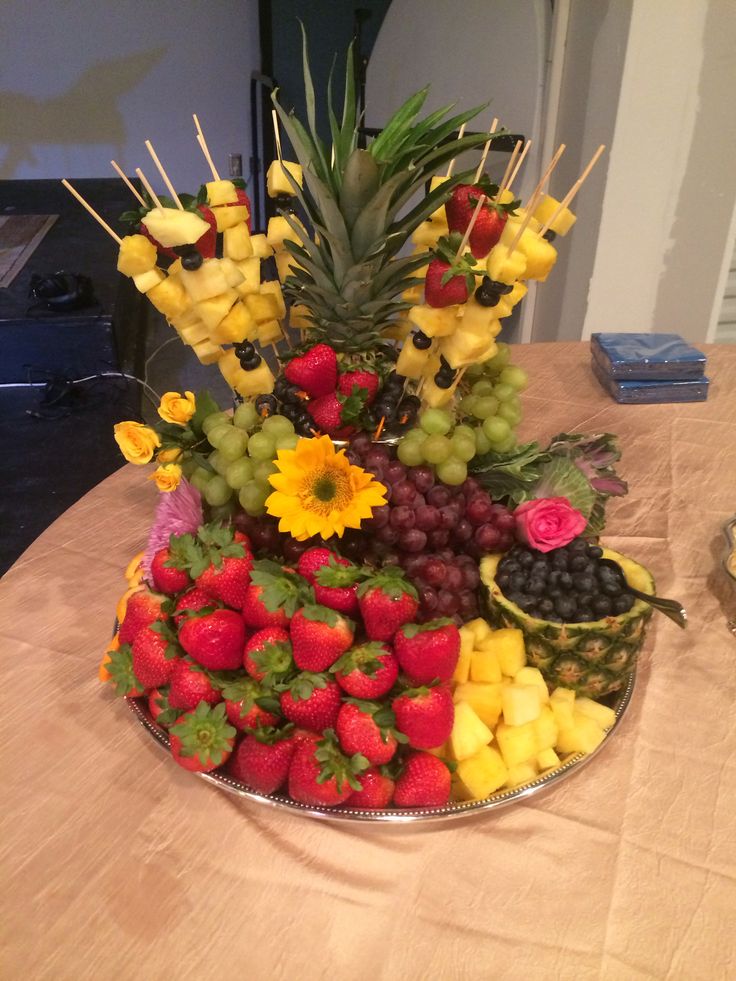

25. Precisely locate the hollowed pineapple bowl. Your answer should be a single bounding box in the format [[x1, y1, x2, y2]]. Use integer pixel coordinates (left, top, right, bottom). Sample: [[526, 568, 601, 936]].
[[479, 548, 654, 698]]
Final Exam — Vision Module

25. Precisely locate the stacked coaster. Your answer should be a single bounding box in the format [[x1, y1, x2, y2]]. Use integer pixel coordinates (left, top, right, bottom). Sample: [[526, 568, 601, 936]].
[[590, 333, 709, 403]]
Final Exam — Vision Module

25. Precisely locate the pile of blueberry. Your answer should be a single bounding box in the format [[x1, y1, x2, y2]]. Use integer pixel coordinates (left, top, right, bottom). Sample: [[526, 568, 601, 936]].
[[495, 538, 635, 623], [367, 372, 420, 430], [411, 331, 457, 390]]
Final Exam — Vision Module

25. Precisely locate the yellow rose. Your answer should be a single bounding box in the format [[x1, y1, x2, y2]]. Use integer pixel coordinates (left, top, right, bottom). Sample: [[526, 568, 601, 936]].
[[157, 447, 183, 464], [158, 391, 196, 426], [114, 421, 161, 465], [148, 463, 182, 492]]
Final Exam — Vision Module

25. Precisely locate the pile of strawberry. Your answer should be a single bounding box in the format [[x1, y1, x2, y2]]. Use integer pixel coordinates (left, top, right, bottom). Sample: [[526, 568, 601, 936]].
[[107, 522, 461, 810], [273, 343, 416, 438]]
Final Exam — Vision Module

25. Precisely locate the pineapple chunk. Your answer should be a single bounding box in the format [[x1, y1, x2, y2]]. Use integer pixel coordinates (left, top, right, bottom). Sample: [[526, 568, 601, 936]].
[[190, 338, 222, 364], [408, 304, 460, 338], [259, 280, 286, 318], [486, 243, 527, 285], [549, 688, 576, 731], [266, 215, 304, 251], [235, 257, 261, 296], [453, 682, 503, 728], [141, 207, 209, 248], [212, 203, 249, 232], [410, 221, 444, 249], [504, 760, 539, 789], [266, 159, 303, 197], [469, 649, 502, 684], [250, 234, 274, 259], [132, 268, 165, 294], [465, 618, 493, 644], [180, 260, 231, 302], [532, 193, 576, 236], [573, 697, 616, 731], [231, 359, 275, 398], [205, 179, 238, 205], [147, 276, 191, 320], [555, 713, 606, 755], [218, 257, 246, 289], [289, 303, 313, 330], [536, 747, 561, 771], [420, 375, 458, 408], [218, 349, 243, 387], [533, 706, 559, 752], [195, 290, 238, 331], [256, 318, 283, 346], [453, 630, 474, 684], [382, 314, 413, 342], [117, 234, 157, 277], [495, 720, 538, 768], [275, 249, 300, 282], [176, 318, 211, 346], [396, 340, 434, 380], [245, 292, 281, 324], [506, 228, 557, 282], [456, 745, 508, 799], [487, 628, 526, 677], [209, 301, 257, 344], [502, 684, 542, 726], [514, 667, 549, 704], [223, 223, 254, 260], [450, 702, 493, 761]]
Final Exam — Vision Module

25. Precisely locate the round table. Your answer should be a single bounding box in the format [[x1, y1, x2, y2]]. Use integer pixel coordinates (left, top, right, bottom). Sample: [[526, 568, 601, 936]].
[[2, 342, 735, 980]]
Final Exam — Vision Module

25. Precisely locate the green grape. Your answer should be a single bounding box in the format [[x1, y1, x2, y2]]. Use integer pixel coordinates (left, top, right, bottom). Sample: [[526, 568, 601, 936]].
[[262, 414, 295, 437], [497, 402, 522, 426], [225, 457, 255, 490], [204, 475, 233, 507], [419, 408, 453, 436], [464, 362, 485, 380], [483, 343, 510, 374], [422, 434, 453, 464], [274, 432, 300, 452], [473, 396, 500, 420], [190, 467, 213, 493], [254, 460, 278, 484], [233, 401, 259, 431], [436, 457, 467, 486], [453, 423, 475, 440], [208, 450, 231, 477], [459, 394, 478, 416], [218, 427, 249, 462], [397, 437, 426, 467], [492, 433, 517, 454], [450, 431, 476, 463], [247, 431, 276, 461], [207, 422, 234, 449], [202, 411, 231, 435], [239, 481, 270, 516], [402, 427, 428, 443], [499, 365, 529, 391], [493, 382, 516, 403], [471, 379, 496, 398], [474, 426, 492, 455], [482, 416, 512, 444], [208, 501, 236, 523]]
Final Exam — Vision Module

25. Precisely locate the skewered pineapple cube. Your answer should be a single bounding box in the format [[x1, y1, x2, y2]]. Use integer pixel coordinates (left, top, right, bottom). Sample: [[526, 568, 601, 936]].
[[205, 179, 239, 205], [117, 234, 158, 277], [504, 227, 557, 281], [235, 257, 261, 296], [428, 174, 451, 224], [420, 374, 458, 408], [147, 275, 190, 320], [256, 319, 283, 345], [141, 207, 209, 248], [486, 244, 527, 285], [275, 249, 301, 282], [289, 303, 313, 330], [132, 268, 165, 293], [245, 292, 281, 324], [396, 339, 434, 379], [266, 159, 303, 197], [410, 222, 445, 249], [223, 223, 254, 260], [408, 304, 460, 337], [209, 300, 257, 344], [260, 280, 286, 318], [250, 234, 274, 259], [195, 289, 238, 331], [176, 318, 211, 347], [218, 257, 246, 289], [266, 215, 305, 251], [212, 201, 249, 232], [190, 338, 223, 364], [234, 361, 275, 397], [532, 194, 576, 236], [456, 746, 508, 799], [381, 312, 413, 342], [180, 260, 231, 302]]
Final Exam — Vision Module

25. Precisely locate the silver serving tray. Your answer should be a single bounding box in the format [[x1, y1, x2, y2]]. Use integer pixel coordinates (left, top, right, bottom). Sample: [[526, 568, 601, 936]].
[[125, 670, 635, 824]]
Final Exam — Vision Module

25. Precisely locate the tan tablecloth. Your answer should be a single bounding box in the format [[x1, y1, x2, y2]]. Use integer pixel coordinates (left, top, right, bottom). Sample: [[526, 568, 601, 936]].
[[1, 342, 735, 981]]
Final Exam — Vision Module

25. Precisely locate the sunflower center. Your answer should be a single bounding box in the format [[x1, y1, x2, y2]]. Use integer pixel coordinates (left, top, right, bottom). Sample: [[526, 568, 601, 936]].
[[313, 475, 338, 502], [304, 467, 353, 515]]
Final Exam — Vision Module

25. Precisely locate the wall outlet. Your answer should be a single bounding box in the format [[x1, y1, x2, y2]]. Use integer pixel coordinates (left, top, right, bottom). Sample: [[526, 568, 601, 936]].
[[229, 153, 243, 177]]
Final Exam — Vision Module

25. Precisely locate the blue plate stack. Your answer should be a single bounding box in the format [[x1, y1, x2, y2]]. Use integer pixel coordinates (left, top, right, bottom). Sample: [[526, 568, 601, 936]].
[[590, 333, 709, 403]]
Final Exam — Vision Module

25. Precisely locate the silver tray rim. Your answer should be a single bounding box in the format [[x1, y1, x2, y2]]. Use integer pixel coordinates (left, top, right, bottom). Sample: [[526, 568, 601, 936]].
[[125, 669, 636, 824]]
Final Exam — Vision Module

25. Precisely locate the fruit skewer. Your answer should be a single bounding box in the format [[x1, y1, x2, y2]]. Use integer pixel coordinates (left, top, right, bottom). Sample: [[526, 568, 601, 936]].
[[193, 113, 222, 181], [60, 179, 122, 243], [537, 144, 606, 238], [144, 140, 185, 210], [110, 159, 146, 207]]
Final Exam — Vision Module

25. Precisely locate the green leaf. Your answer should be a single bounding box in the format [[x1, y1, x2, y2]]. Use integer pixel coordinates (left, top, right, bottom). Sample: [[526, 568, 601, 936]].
[[189, 390, 222, 437], [369, 87, 429, 163], [532, 455, 596, 521]]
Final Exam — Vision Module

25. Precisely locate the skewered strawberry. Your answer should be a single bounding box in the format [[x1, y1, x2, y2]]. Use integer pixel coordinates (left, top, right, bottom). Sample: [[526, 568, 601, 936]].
[[424, 234, 478, 308]]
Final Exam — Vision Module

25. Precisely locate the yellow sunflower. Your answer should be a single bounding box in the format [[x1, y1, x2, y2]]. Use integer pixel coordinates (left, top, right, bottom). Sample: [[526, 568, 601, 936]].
[[266, 435, 387, 541]]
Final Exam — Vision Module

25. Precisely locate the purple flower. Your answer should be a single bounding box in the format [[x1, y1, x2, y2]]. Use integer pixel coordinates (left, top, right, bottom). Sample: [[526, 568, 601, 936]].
[[142, 479, 203, 579]]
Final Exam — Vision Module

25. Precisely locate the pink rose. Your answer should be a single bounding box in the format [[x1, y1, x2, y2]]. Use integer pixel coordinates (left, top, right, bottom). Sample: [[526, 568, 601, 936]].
[[514, 497, 587, 552]]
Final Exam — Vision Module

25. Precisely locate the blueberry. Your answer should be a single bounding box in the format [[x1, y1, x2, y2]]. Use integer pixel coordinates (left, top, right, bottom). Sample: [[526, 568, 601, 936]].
[[573, 574, 595, 593], [528, 578, 546, 596], [602, 581, 622, 597], [517, 551, 534, 568], [240, 353, 262, 370], [530, 560, 548, 578], [576, 608, 594, 622], [181, 250, 203, 271], [474, 283, 501, 307], [559, 572, 573, 590], [510, 572, 527, 592], [486, 278, 514, 295], [255, 394, 277, 417], [587, 545, 604, 559], [612, 594, 635, 614], [538, 598, 555, 615], [555, 596, 577, 619], [496, 572, 511, 590], [434, 371, 455, 390], [570, 555, 590, 571], [593, 596, 611, 617], [412, 331, 432, 350], [547, 570, 561, 588], [551, 552, 569, 570], [568, 538, 588, 554], [235, 341, 255, 360]]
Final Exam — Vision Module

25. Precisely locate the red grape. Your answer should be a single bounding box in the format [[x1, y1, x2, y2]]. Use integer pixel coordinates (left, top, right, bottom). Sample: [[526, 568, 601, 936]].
[[466, 495, 495, 526], [392, 481, 416, 506], [390, 505, 416, 530], [475, 523, 502, 550], [423, 558, 446, 586], [427, 485, 451, 508], [445, 566, 463, 590], [415, 505, 441, 532], [428, 529, 450, 549], [452, 519, 473, 544], [400, 529, 428, 553], [437, 590, 460, 615], [410, 466, 435, 493]]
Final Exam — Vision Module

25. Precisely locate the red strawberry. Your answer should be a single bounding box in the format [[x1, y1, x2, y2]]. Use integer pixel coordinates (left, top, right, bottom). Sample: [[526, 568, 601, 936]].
[[104, 643, 144, 697], [184, 524, 254, 609], [296, 547, 337, 583], [345, 767, 395, 809], [178, 608, 245, 670], [283, 343, 338, 397], [243, 626, 293, 682], [220, 676, 281, 731], [169, 702, 236, 773], [394, 619, 460, 685], [393, 751, 451, 807], [338, 368, 380, 404], [358, 567, 419, 641], [392, 684, 454, 750], [241, 583, 290, 629], [332, 642, 399, 699], [131, 623, 178, 690], [167, 659, 221, 710], [290, 604, 354, 672], [424, 232, 478, 308], [194, 204, 217, 258], [468, 206, 507, 258], [335, 700, 403, 766], [150, 545, 191, 595], [118, 588, 168, 645], [445, 183, 480, 231], [227, 727, 296, 794], [311, 555, 364, 616], [173, 587, 215, 627], [288, 730, 368, 807], [446, 181, 516, 257], [147, 688, 168, 727], [280, 673, 342, 732], [197, 551, 253, 610], [307, 392, 356, 439]]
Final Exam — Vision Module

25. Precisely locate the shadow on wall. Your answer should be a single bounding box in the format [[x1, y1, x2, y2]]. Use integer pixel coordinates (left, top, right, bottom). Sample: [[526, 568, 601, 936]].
[[0, 47, 166, 178]]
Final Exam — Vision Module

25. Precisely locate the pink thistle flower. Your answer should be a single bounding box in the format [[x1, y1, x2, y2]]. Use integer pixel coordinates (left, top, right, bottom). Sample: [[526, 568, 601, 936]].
[[142, 479, 203, 580]]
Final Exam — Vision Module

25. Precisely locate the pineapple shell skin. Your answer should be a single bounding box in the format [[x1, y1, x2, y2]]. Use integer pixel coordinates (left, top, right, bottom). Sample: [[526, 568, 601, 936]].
[[479, 549, 654, 698]]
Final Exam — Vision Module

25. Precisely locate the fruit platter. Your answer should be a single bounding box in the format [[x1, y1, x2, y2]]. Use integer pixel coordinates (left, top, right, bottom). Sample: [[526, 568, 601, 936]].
[[68, 36, 672, 820]]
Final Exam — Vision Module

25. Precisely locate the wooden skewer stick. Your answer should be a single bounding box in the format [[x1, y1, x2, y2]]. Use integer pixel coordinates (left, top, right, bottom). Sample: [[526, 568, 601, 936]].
[[373, 416, 386, 441], [538, 144, 606, 237], [473, 118, 499, 184], [445, 122, 467, 178], [110, 160, 146, 207], [272, 109, 283, 162], [507, 143, 566, 253], [145, 140, 183, 209], [193, 114, 221, 180], [61, 180, 122, 243], [454, 194, 487, 259], [503, 138, 533, 197], [495, 140, 522, 199], [135, 168, 163, 209]]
